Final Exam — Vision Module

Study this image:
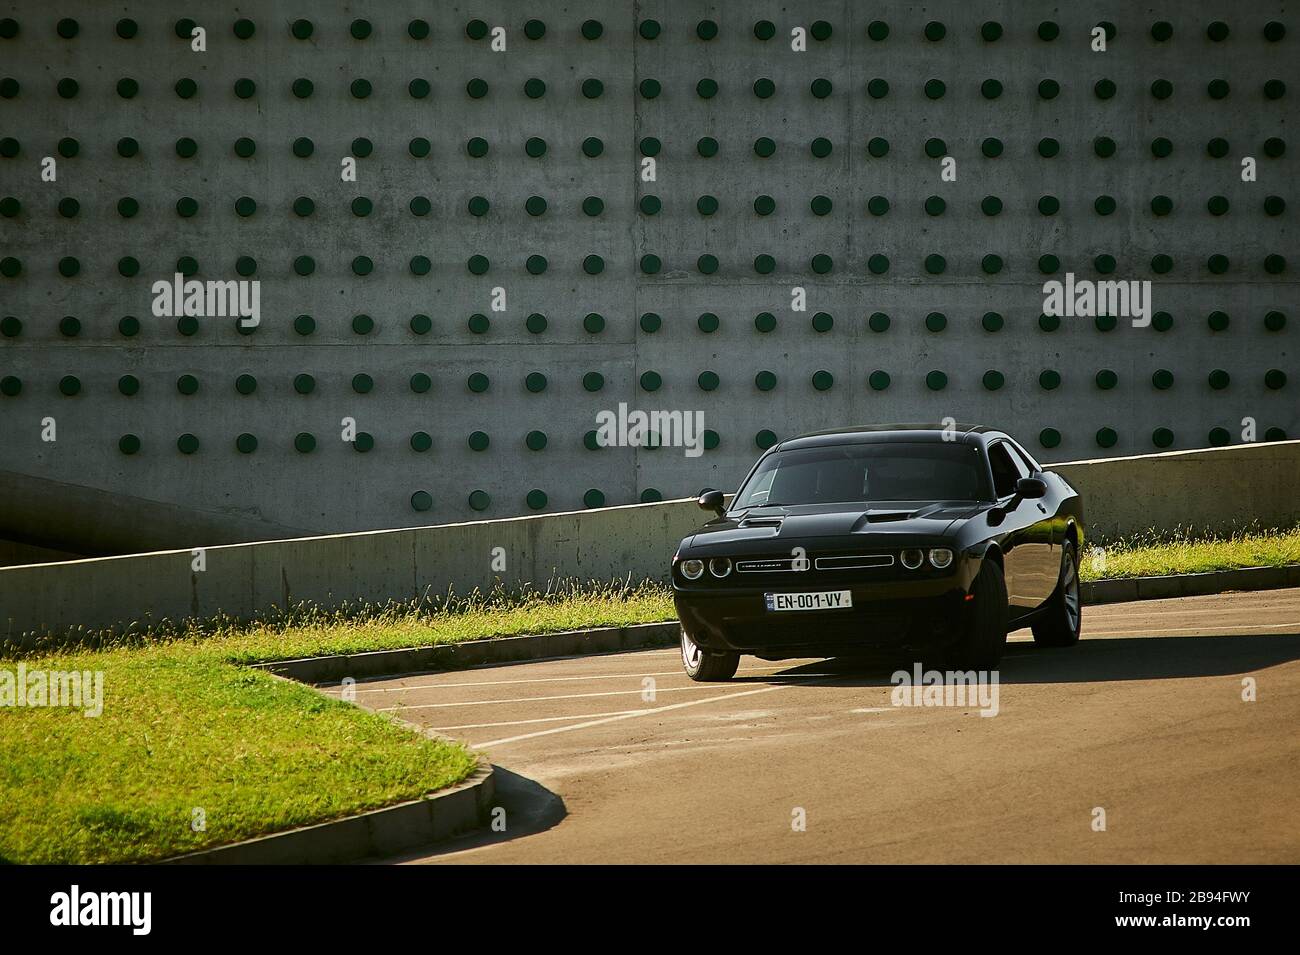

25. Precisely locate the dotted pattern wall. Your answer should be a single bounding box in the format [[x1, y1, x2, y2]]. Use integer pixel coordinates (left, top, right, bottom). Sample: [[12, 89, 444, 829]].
[[0, 2, 1295, 537]]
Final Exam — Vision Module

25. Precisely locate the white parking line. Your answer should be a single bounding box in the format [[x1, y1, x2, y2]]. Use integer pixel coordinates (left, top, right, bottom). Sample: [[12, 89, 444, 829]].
[[378, 674, 842, 712], [352, 663, 794, 694], [378, 683, 743, 711], [440, 698, 899, 733], [473, 683, 792, 749], [314, 646, 687, 688], [432, 709, 647, 731]]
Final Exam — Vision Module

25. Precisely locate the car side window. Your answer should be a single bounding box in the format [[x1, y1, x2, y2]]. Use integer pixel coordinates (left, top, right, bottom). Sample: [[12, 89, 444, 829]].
[[988, 442, 1027, 498], [1006, 442, 1039, 476]]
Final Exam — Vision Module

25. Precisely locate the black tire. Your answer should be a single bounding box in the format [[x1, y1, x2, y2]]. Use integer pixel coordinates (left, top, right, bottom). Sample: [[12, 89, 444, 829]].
[[951, 558, 1009, 669], [680, 626, 740, 682], [1032, 541, 1082, 647]]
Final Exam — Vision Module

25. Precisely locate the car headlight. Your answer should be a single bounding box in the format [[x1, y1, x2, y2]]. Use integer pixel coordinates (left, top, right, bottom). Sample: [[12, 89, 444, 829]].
[[900, 548, 924, 570], [708, 557, 732, 578], [681, 559, 704, 580], [928, 548, 954, 569]]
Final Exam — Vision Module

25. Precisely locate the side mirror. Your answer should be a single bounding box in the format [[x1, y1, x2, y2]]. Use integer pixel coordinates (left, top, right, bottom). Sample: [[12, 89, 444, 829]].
[[1016, 476, 1048, 499], [697, 488, 726, 517]]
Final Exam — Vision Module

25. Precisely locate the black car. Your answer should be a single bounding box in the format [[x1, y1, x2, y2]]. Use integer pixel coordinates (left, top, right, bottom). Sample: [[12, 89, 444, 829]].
[[671, 424, 1083, 680]]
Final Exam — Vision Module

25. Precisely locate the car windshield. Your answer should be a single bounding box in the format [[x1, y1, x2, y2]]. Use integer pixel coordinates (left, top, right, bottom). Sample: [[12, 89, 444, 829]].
[[732, 441, 991, 508]]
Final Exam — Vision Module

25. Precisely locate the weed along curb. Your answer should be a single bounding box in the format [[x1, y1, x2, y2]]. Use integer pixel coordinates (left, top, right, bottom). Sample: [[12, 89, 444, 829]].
[[254, 621, 681, 684], [1082, 565, 1300, 605], [164, 760, 495, 865]]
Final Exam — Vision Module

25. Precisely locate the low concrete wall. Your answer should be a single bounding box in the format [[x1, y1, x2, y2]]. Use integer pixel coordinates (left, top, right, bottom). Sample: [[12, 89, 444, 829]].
[[2, 441, 1296, 647], [1, 499, 704, 646], [1052, 440, 1300, 541]]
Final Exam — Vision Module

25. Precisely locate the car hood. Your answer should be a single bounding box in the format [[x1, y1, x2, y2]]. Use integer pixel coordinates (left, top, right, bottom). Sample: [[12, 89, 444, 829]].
[[683, 501, 987, 549]]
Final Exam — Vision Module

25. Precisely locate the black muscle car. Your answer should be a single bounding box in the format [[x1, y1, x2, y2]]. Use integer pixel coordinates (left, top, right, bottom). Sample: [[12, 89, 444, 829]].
[[671, 424, 1083, 680]]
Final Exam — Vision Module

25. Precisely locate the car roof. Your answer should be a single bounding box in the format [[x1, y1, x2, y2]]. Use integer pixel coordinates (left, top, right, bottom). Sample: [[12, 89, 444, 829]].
[[777, 423, 998, 451]]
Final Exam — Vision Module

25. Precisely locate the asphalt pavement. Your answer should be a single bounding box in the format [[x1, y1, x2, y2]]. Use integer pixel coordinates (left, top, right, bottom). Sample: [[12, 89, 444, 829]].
[[321, 588, 1300, 864]]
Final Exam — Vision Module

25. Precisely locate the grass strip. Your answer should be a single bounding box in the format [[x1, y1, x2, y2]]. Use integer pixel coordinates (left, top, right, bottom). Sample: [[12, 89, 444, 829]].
[[1082, 527, 1300, 581], [0, 644, 477, 863]]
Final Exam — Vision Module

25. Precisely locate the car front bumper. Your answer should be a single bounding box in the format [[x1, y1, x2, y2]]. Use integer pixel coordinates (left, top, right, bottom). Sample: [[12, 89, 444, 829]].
[[672, 562, 979, 659]]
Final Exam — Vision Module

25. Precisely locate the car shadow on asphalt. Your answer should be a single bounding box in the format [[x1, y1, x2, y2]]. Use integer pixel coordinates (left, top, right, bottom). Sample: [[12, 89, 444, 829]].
[[371, 764, 567, 863], [731, 632, 1300, 686]]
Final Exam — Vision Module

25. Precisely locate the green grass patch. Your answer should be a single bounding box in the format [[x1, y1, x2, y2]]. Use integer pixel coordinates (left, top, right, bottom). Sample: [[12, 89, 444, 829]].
[[0, 643, 478, 863], [1081, 527, 1300, 581], [0, 581, 675, 864]]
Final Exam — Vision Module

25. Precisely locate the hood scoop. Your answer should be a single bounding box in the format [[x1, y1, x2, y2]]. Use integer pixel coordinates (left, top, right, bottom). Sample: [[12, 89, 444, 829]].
[[865, 503, 946, 522], [738, 515, 784, 528], [864, 510, 911, 523]]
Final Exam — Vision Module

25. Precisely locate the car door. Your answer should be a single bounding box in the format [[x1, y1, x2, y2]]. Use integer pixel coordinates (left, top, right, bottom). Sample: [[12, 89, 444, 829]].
[[1002, 440, 1062, 608], [987, 441, 1057, 615]]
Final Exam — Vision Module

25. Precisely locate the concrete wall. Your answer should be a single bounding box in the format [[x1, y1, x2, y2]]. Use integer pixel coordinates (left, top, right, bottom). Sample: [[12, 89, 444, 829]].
[[0, 498, 706, 645], [0, 1, 1295, 545], [2, 441, 1297, 646], [1054, 440, 1300, 540]]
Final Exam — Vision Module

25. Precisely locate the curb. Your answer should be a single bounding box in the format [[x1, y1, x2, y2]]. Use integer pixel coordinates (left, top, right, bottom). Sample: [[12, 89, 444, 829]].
[[164, 757, 495, 865], [253, 621, 681, 684], [1081, 564, 1300, 605]]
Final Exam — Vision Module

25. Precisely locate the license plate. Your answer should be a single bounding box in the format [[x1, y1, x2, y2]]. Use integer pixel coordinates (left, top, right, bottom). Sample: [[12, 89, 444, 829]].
[[765, 590, 853, 612]]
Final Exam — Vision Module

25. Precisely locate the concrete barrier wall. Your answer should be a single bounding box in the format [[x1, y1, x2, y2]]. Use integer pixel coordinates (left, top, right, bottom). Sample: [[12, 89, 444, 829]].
[[3, 441, 1297, 646], [0, 499, 705, 645], [1052, 440, 1300, 541]]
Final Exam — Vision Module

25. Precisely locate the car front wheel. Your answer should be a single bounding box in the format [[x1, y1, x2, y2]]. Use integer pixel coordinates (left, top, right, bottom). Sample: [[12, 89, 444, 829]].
[[950, 558, 1009, 669], [1032, 541, 1082, 647], [680, 626, 740, 682]]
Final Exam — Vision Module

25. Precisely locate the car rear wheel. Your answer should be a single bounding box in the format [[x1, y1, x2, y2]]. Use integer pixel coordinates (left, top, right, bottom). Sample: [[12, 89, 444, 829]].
[[951, 558, 1009, 669], [1032, 541, 1082, 647], [680, 626, 740, 682]]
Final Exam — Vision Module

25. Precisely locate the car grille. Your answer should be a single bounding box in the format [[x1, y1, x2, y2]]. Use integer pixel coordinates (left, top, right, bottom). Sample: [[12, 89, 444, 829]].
[[813, 554, 894, 570], [736, 553, 894, 573]]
